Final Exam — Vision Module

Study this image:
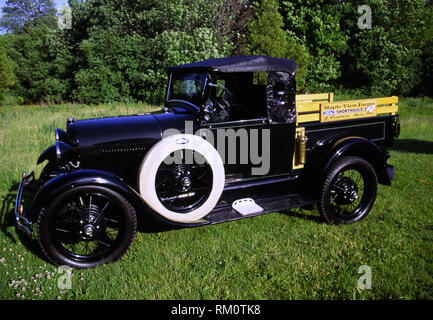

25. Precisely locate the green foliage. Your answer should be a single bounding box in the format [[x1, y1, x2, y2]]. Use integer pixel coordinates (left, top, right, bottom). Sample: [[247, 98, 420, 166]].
[[0, 37, 15, 102], [279, 0, 347, 92], [421, 3, 433, 96], [68, 0, 231, 104], [246, 0, 310, 91], [1, 0, 433, 104], [339, 0, 426, 96], [0, 0, 57, 33], [246, 0, 290, 58], [3, 24, 70, 104]]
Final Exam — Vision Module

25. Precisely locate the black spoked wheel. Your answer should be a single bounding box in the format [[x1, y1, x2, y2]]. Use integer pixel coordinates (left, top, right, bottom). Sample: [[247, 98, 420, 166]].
[[155, 149, 213, 213], [37, 186, 137, 268], [319, 156, 377, 225]]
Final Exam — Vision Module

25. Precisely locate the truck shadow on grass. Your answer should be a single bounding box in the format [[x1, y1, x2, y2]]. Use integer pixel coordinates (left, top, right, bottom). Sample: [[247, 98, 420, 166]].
[[284, 205, 323, 224], [0, 183, 48, 262], [391, 139, 433, 154]]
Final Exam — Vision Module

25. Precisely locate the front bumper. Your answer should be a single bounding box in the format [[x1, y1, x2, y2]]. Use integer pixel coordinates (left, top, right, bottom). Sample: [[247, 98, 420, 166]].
[[14, 171, 35, 238]]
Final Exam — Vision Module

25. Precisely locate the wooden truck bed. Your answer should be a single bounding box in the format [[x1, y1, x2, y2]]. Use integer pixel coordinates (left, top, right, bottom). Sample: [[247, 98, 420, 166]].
[[295, 93, 398, 124], [292, 93, 399, 170]]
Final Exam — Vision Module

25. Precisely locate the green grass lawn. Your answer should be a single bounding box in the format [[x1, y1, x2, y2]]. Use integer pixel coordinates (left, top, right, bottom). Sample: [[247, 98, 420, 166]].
[[0, 98, 432, 300]]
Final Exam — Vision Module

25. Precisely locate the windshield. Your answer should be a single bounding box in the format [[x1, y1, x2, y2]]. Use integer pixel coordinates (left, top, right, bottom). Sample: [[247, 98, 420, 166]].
[[167, 73, 208, 107]]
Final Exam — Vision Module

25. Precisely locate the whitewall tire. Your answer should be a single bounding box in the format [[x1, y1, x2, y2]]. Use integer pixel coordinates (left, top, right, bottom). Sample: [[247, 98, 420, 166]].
[[138, 134, 225, 223]]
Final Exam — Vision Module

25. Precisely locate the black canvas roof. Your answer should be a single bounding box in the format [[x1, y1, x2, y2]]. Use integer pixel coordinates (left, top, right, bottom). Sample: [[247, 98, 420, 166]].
[[167, 55, 297, 75]]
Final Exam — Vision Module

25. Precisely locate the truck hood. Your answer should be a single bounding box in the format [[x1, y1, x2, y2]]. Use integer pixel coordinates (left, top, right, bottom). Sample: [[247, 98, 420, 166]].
[[67, 111, 197, 150]]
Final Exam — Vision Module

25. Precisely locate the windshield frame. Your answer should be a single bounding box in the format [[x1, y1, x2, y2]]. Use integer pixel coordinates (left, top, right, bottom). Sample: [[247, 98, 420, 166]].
[[165, 72, 210, 112]]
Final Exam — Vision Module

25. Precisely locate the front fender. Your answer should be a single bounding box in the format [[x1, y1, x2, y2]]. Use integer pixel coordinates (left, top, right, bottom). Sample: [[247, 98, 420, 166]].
[[33, 169, 145, 214], [37, 144, 56, 165], [323, 137, 392, 185], [32, 169, 208, 229]]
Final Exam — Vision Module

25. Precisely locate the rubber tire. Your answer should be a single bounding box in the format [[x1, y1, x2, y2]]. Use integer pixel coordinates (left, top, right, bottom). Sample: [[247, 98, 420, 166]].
[[37, 186, 137, 269], [318, 156, 377, 225], [138, 134, 225, 224]]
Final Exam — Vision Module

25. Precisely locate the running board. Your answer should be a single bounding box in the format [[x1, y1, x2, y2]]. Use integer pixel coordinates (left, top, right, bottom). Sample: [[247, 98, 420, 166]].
[[205, 194, 316, 224]]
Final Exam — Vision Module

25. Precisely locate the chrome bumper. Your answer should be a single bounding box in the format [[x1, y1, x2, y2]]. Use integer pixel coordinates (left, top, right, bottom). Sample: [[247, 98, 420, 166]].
[[14, 171, 35, 238]]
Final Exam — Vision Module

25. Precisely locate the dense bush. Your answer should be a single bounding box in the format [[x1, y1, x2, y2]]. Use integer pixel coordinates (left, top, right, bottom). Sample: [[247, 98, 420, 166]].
[[246, 0, 310, 92], [339, 0, 427, 96], [0, 0, 432, 105], [0, 37, 15, 102], [420, 3, 433, 96], [279, 0, 348, 92], [3, 25, 70, 103], [57, 0, 233, 104]]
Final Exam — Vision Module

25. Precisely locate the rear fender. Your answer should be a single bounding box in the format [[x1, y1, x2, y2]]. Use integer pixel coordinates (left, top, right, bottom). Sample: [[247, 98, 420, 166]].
[[322, 137, 391, 185]]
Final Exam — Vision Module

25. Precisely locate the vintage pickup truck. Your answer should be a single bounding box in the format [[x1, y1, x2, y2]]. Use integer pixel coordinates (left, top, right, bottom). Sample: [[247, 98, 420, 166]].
[[15, 56, 400, 268]]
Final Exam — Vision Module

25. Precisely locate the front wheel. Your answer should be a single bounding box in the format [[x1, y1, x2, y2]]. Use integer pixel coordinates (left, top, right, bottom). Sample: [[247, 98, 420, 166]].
[[37, 186, 137, 268], [318, 156, 378, 225]]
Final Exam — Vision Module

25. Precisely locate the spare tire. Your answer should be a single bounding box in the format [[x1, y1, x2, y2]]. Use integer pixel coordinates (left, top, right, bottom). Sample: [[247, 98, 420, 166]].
[[138, 134, 225, 223]]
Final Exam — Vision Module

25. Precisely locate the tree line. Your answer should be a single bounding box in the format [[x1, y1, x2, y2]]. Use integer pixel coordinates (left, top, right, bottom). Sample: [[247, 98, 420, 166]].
[[0, 0, 432, 105]]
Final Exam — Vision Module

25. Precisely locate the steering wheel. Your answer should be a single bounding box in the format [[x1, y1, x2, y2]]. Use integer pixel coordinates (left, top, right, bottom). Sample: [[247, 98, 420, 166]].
[[206, 98, 226, 122], [203, 83, 232, 122], [210, 96, 226, 112]]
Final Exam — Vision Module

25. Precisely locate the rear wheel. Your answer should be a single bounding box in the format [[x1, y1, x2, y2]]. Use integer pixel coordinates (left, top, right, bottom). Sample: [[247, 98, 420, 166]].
[[37, 186, 137, 268], [318, 156, 377, 225]]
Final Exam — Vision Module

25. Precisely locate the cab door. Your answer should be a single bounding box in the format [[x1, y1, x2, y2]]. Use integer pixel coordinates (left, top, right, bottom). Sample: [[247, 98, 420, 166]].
[[265, 71, 298, 174], [198, 72, 297, 184]]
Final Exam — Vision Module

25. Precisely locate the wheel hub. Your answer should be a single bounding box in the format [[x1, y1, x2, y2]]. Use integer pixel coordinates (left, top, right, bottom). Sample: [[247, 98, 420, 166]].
[[172, 165, 192, 192], [182, 177, 191, 188], [75, 205, 104, 240], [155, 157, 213, 213], [332, 177, 359, 205], [84, 225, 94, 237]]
